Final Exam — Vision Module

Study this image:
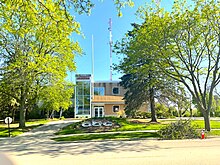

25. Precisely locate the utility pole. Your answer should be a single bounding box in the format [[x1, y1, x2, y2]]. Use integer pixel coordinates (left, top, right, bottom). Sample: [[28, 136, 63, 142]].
[[108, 18, 113, 81]]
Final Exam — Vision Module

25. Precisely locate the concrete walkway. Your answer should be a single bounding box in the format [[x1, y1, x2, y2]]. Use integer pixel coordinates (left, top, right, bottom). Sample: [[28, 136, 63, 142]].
[[1, 120, 220, 165]]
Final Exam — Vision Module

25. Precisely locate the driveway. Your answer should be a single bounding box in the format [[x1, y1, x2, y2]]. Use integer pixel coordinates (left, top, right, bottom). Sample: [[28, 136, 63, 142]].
[[1, 120, 220, 165]]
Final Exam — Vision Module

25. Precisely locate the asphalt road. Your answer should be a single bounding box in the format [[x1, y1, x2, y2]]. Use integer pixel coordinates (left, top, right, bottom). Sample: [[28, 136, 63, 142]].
[[1, 120, 220, 165]]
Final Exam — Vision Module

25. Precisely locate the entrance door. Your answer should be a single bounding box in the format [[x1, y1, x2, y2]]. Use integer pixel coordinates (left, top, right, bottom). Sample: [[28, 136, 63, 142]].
[[94, 107, 104, 117]]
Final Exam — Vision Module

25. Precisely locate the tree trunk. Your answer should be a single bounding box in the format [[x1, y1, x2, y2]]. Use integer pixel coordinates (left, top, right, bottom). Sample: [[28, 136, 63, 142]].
[[12, 109, 16, 122], [190, 108, 192, 117], [19, 89, 27, 128], [178, 103, 182, 118], [50, 110, 54, 119], [149, 87, 157, 122], [59, 109, 63, 118], [19, 99, 26, 128], [204, 111, 211, 131]]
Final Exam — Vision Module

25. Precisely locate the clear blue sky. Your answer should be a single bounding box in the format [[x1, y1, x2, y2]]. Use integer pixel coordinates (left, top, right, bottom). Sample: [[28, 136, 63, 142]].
[[68, 0, 174, 82]]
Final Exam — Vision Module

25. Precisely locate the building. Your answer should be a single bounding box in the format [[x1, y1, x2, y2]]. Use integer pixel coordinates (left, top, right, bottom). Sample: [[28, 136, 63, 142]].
[[74, 74, 126, 118]]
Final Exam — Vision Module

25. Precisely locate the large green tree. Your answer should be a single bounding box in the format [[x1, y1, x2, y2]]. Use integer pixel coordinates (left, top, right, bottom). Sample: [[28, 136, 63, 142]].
[[115, 23, 183, 122], [120, 0, 219, 130], [0, 1, 81, 128]]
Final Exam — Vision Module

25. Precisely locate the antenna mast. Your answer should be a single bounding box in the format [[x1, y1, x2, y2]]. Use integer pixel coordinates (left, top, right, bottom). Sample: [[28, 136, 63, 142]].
[[108, 18, 113, 81]]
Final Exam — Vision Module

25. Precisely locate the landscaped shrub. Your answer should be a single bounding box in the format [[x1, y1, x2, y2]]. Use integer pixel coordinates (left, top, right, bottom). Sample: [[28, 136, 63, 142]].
[[156, 103, 172, 119], [183, 111, 191, 117], [193, 109, 203, 117], [116, 109, 126, 118], [169, 106, 178, 117], [158, 120, 199, 140], [135, 111, 151, 119]]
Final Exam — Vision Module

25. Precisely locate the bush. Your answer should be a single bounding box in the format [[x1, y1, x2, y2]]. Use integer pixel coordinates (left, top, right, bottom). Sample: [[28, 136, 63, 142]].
[[59, 116, 65, 120], [169, 106, 178, 117], [156, 103, 172, 119], [183, 111, 191, 117], [193, 109, 203, 117], [135, 111, 151, 119], [158, 120, 199, 140]]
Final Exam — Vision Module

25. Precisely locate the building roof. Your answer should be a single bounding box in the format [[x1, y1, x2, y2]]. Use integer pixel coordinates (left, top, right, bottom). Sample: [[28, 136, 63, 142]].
[[92, 95, 125, 104], [93, 80, 120, 83]]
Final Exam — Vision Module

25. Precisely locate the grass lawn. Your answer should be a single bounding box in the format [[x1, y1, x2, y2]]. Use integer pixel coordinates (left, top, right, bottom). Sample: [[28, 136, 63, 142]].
[[191, 120, 220, 129], [55, 117, 166, 135], [53, 117, 220, 142], [0, 119, 53, 137], [206, 130, 220, 136], [56, 117, 220, 133], [53, 132, 159, 142]]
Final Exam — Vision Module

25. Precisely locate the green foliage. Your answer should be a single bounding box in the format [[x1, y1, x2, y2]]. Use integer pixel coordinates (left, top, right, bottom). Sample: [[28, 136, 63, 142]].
[[135, 111, 151, 119], [156, 103, 172, 119], [0, 1, 81, 127], [38, 82, 74, 112], [62, 107, 75, 118], [158, 120, 199, 140], [0, 0, 134, 127], [193, 109, 203, 117], [26, 107, 42, 119], [168, 106, 178, 117], [120, 74, 151, 114], [59, 116, 65, 120], [183, 111, 191, 117], [0, 96, 19, 120], [115, 0, 220, 131], [66, 0, 134, 16]]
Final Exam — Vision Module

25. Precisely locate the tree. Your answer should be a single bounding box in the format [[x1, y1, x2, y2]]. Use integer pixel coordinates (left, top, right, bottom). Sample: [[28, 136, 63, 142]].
[[38, 81, 74, 118], [0, 0, 135, 128], [115, 23, 184, 122], [0, 1, 81, 128], [126, 0, 219, 130], [0, 93, 19, 121]]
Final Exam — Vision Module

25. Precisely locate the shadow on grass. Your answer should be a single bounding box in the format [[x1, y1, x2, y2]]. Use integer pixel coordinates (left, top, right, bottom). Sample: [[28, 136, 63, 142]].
[[53, 132, 159, 142], [0, 122, 161, 158], [0, 124, 44, 137]]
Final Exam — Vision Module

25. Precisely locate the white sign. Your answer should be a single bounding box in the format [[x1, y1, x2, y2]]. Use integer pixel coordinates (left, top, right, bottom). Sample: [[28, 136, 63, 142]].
[[5, 117, 12, 124]]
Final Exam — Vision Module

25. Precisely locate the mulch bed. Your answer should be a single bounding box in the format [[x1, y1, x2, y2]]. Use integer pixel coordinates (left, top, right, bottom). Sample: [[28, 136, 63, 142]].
[[78, 118, 120, 133]]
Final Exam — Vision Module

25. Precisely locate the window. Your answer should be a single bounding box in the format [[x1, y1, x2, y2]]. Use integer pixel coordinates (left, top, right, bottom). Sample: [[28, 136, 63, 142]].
[[75, 81, 91, 115], [94, 87, 105, 96], [113, 105, 119, 112], [112, 87, 119, 95]]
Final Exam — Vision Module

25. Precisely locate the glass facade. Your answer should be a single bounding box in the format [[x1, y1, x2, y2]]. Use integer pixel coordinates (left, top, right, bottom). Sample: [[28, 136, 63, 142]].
[[75, 75, 91, 117]]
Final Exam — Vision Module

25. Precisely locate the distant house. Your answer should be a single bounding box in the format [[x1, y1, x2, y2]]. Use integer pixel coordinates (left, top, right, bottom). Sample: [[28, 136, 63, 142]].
[[74, 74, 126, 118]]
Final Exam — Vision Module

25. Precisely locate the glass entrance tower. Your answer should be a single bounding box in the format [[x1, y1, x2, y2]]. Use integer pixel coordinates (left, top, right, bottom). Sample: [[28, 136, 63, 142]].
[[75, 74, 92, 118]]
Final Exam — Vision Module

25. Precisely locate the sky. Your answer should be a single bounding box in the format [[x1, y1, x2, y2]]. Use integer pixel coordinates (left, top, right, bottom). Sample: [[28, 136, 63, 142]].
[[68, 0, 174, 82]]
